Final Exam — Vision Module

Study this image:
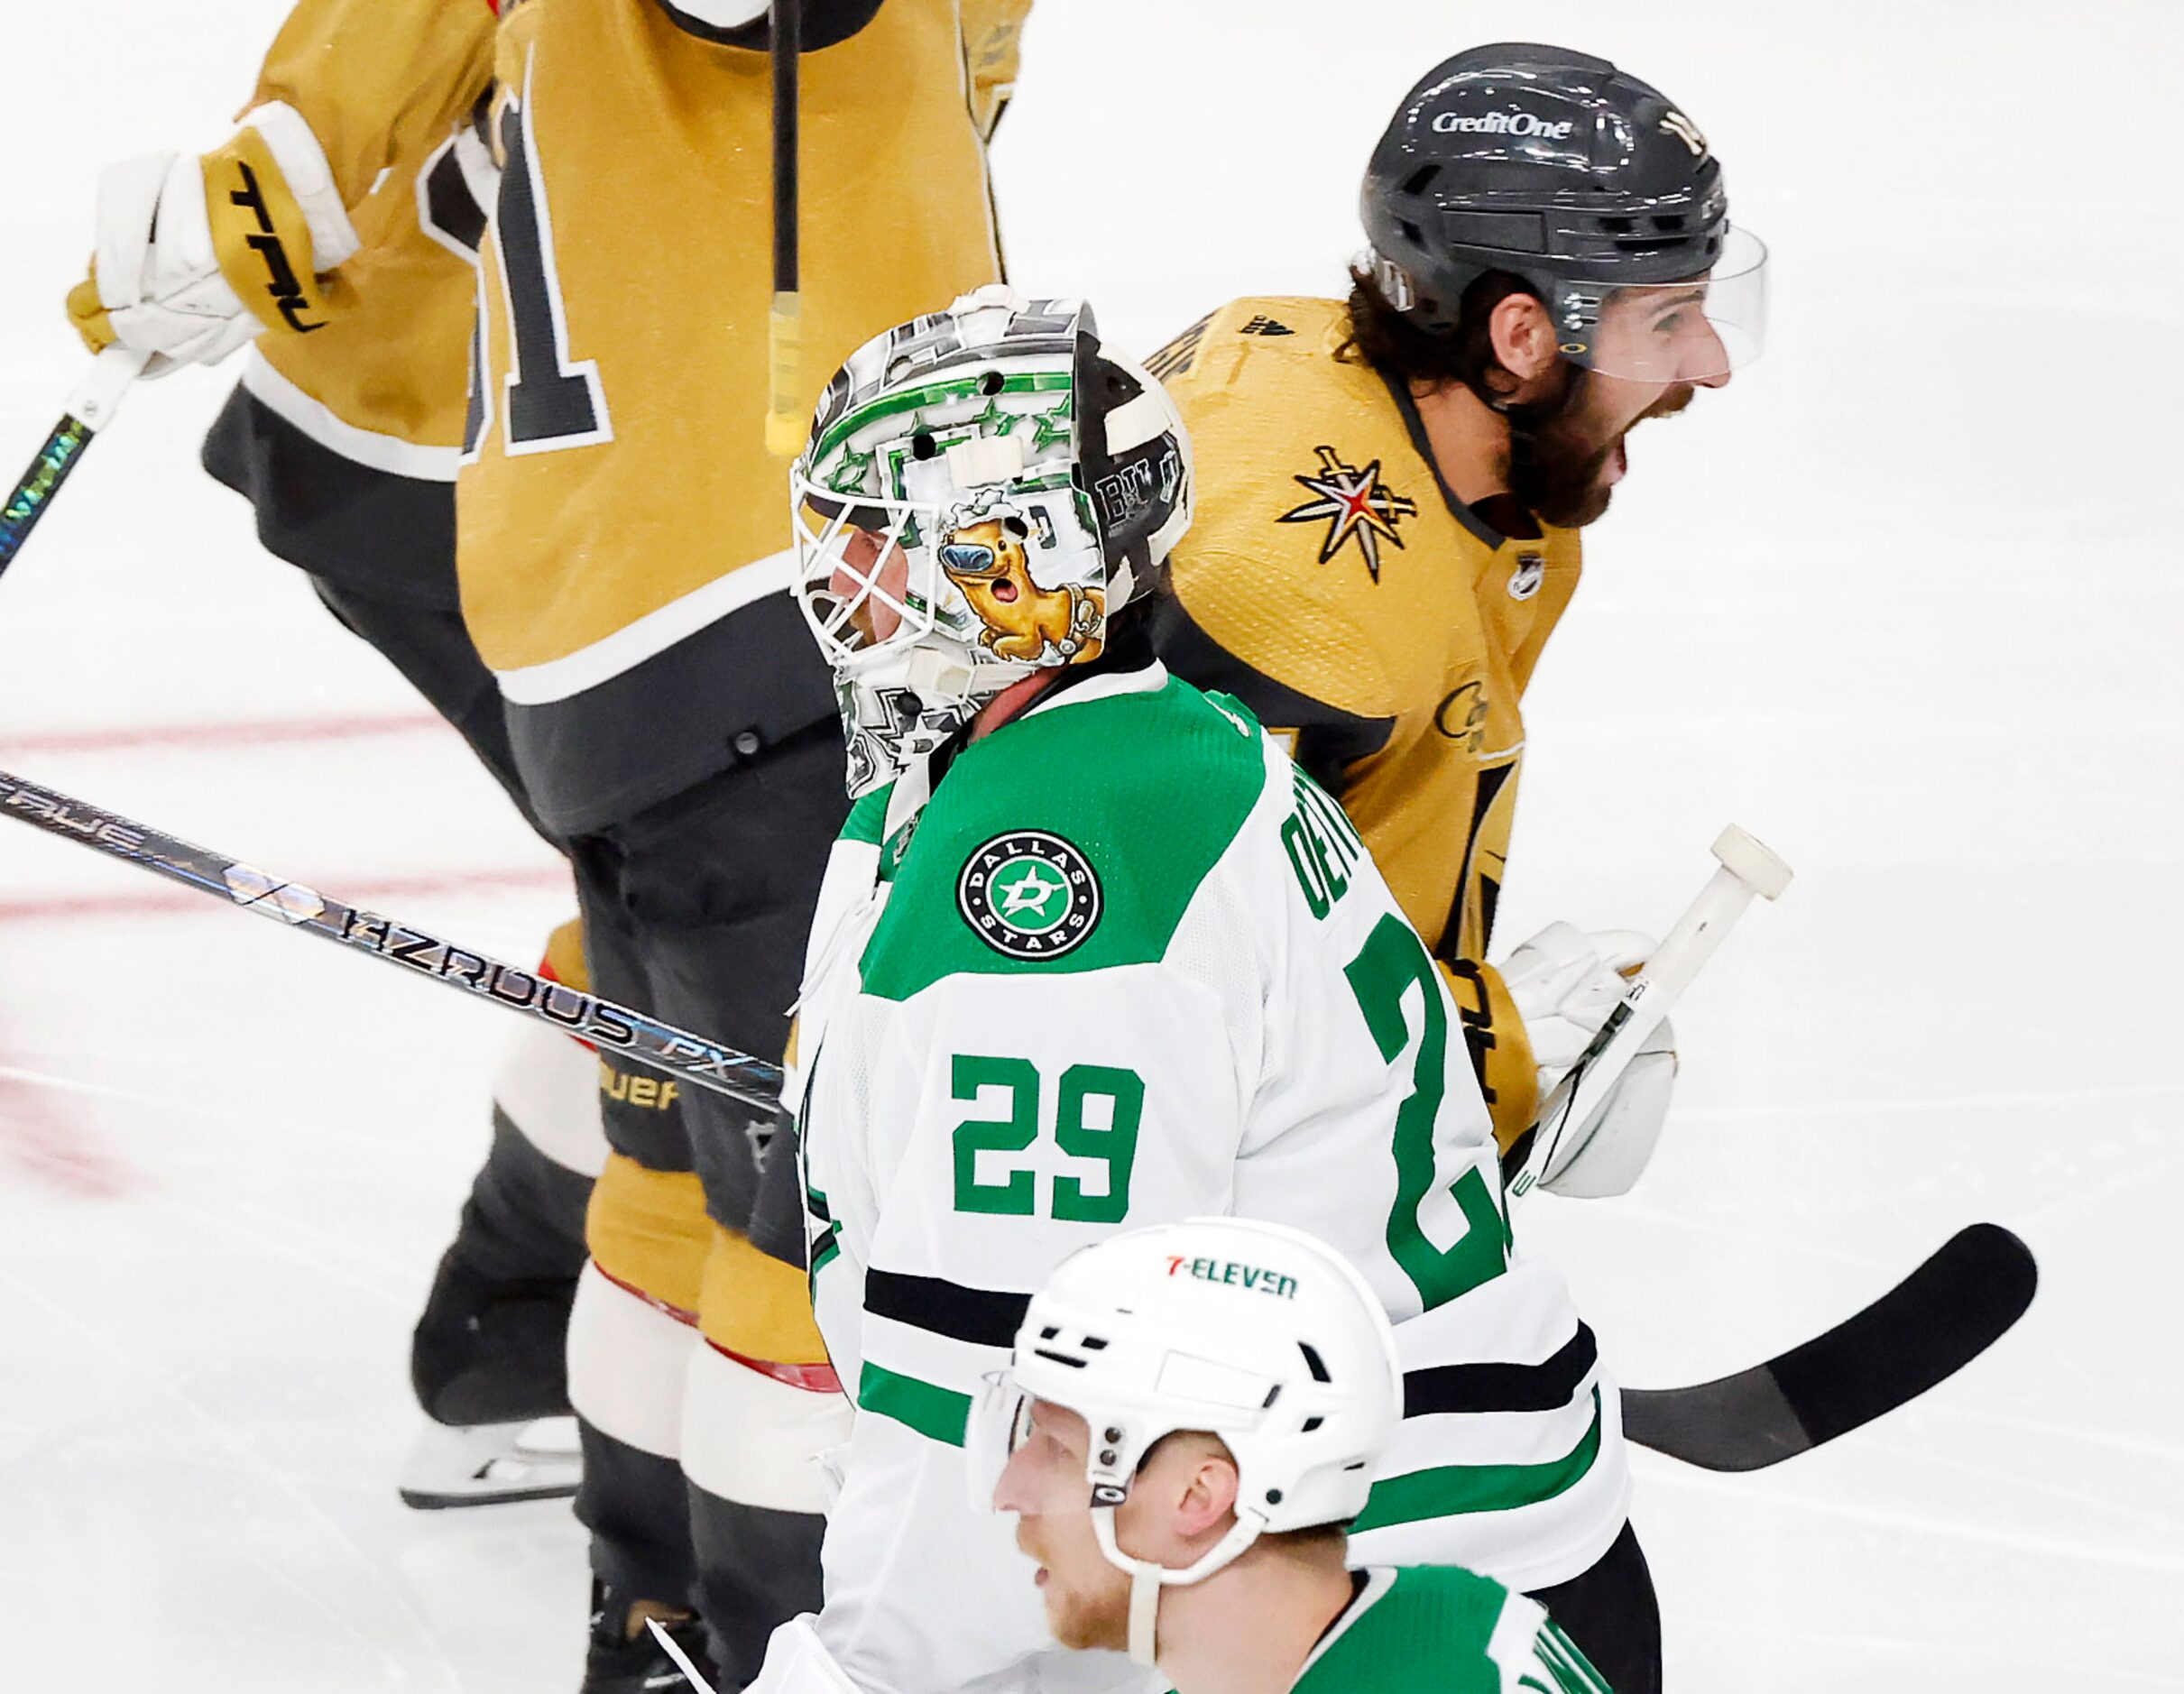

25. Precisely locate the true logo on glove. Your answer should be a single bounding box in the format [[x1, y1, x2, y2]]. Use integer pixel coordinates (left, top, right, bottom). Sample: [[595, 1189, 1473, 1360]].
[[222, 161, 326, 335]]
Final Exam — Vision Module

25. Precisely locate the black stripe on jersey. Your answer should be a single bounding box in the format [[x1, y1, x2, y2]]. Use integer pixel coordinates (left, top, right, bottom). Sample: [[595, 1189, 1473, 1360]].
[[1402, 1322, 1599, 1416], [650, 0, 882, 50], [200, 382, 459, 610], [502, 594, 840, 833], [864, 1267, 1028, 1349], [1439, 760, 1516, 964], [1148, 597, 1394, 796]]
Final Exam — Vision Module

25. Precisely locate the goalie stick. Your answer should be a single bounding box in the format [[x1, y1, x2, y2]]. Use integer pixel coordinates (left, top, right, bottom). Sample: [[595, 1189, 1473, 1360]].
[[0, 346, 148, 579], [0, 769, 2035, 1473]]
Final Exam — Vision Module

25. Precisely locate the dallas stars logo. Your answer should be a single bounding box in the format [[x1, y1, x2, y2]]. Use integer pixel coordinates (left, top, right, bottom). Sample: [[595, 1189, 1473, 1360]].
[[1277, 446, 1418, 582], [957, 830, 1102, 960]]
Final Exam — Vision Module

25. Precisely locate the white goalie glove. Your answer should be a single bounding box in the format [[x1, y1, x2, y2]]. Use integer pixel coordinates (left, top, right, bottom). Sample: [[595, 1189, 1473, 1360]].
[[1498, 921, 1678, 1198], [67, 102, 359, 377]]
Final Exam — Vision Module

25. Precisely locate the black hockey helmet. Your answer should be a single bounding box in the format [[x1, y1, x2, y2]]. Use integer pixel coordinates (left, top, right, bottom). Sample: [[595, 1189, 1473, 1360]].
[[1361, 43, 1766, 380]]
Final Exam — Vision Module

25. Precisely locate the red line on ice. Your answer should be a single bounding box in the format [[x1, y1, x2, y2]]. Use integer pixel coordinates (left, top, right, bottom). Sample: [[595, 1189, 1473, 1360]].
[[0, 1067, 134, 1199], [0, 710, 443, 759]]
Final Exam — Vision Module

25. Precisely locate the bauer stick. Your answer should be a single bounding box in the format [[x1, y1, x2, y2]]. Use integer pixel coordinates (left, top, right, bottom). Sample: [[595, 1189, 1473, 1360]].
[[0, 765, 788, 1114], [0, 768, 2032, 1475], [1506, 824, 1794, 1199], [0, 345, 151, 580], [762, 0, 803, 458]]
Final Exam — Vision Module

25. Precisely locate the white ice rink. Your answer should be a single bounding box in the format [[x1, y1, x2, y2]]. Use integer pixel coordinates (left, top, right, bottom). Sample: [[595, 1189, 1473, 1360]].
[[3, 2, 2179, 1688]]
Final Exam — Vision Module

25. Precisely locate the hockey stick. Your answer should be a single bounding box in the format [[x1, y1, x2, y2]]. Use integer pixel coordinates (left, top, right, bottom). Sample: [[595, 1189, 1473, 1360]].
[[0, 766, 788, 1113], [761, 0, 803, 458], [2, 769, 2030, 1475], [1507, 824, 1793, 1198], [0, 346, 149, 579], [1621, 1222, 2037, 1470], [647, 1618, 718, 1694]]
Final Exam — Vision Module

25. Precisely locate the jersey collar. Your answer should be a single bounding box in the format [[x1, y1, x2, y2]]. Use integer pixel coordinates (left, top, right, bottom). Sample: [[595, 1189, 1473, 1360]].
[[1288, 1567, 1396, 1691], [1376, 368, 1536, 553], [1020, 657, 1170, 719]]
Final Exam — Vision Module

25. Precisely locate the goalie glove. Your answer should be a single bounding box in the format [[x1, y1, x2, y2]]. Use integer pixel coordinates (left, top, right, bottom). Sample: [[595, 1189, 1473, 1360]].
[[66, 102, 359, 377], [1497, 920, 1678, 1198]]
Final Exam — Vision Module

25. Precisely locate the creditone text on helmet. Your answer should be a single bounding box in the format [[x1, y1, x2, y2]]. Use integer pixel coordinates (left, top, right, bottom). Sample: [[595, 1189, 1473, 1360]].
[[1431, 111, 1576, 139]]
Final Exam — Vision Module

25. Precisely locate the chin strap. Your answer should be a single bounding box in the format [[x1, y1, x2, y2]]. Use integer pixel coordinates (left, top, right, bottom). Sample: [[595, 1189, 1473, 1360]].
[[1091, 1504, 1266, 1668]]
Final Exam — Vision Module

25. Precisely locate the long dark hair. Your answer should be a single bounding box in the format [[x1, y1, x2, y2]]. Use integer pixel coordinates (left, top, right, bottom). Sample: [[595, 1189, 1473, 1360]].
[[1340, 264, 1541, 403]]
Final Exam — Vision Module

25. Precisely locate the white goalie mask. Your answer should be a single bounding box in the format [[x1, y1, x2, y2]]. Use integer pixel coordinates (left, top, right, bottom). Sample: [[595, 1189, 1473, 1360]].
[[789, 286, 1193, 799], [968, 1218, 1402, 1665]]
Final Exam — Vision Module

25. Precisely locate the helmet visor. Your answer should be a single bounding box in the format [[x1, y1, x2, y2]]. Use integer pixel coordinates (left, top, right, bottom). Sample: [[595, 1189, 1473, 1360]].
[[1565, 225, 1769, 382], [963, 1369, 1037, 1514]]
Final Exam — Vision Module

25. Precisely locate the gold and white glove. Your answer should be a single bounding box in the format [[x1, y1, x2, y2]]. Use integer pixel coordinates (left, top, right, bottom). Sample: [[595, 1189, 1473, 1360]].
[[67, 102, 358, 377]]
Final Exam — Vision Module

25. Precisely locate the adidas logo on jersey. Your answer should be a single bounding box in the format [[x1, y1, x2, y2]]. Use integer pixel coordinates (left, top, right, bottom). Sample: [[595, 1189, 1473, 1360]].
[[1240, 315, 1295, 336], [1432, 110, 1576, 140]]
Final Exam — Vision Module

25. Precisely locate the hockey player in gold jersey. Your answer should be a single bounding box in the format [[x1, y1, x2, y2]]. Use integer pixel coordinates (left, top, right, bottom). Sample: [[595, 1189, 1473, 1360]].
[[70, 0, 604, 1506], [1152, 42, 1765, 1183], [68, 2, 1032, 1689], [1146, 48, 1767, 1692]]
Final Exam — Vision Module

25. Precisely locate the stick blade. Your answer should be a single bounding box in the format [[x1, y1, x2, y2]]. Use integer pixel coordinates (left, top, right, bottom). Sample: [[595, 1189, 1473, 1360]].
[[1622, 1223, 2037, 1471]]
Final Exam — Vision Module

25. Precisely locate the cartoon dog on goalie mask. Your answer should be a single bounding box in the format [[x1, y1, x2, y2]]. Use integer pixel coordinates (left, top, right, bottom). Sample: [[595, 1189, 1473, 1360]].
[[938, 497, 1103, 664]]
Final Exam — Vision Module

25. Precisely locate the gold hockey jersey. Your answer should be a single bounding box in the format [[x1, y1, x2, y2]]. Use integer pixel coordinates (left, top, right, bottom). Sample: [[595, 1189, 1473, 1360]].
[[463, 0, 1004, 668], [198, 0, 1026, 830], [199, 1, 494, 604], [1148, 298, 1583, 1149]]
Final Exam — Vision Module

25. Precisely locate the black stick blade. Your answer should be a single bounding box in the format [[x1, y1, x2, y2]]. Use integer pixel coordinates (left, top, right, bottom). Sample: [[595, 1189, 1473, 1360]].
[[1622, 1223, 2038, 1472]]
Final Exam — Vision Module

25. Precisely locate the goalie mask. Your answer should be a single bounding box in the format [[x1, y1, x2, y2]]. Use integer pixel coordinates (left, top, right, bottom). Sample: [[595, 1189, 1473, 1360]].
[[969, 1218, 1401, 1665], [790, 287, 1193, 799]]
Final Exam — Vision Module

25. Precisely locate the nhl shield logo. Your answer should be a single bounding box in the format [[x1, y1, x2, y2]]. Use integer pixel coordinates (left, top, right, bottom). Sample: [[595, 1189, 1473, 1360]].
[[958, 831, 1102, 960], [1508, 551, 1546, 601]]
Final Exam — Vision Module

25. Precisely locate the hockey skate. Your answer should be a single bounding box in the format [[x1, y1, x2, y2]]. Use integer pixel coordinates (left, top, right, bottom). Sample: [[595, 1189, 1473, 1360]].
[[584, 1581, 716, 1694], [396, 1413, 583, 1509]]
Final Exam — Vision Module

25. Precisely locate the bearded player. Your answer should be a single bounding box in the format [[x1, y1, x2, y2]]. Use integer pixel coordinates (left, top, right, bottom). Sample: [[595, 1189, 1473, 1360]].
[[64, 4, 1031, 1689], [1152, 45, 1767, 1224]]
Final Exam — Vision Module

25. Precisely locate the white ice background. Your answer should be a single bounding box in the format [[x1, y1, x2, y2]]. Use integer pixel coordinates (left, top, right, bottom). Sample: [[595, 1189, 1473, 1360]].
[[1, 3, 2179, 1688]]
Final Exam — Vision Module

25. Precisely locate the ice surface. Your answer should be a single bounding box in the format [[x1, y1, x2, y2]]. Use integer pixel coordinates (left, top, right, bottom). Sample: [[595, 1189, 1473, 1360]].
[[2, 2, 2179, 1688]]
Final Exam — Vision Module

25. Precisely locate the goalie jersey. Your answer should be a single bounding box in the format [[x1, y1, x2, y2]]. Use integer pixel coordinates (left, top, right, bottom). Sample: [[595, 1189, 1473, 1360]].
[[786, 662, 1626, 1694], [1148, 298, 1583, 1151], [194, 0, 1030, 830]]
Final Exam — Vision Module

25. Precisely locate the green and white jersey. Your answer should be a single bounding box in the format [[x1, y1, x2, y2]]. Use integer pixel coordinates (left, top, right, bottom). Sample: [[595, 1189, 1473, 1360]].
[[788, 662, 1627, 1694], [1297, 1567, 1612, 1694]]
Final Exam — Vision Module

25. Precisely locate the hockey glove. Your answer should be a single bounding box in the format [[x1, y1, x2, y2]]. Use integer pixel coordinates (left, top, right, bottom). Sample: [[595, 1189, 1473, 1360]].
[[67, 101, 359, 377], [1497, 920, 1678, 1198]]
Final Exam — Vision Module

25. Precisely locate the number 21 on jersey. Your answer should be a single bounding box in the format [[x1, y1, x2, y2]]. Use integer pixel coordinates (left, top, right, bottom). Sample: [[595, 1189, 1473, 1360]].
[[459, 56, 613, 459]]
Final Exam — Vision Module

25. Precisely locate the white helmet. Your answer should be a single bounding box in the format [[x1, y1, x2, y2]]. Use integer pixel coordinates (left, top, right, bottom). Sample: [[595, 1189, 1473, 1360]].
[[982, 1217, 1400, 1663], [789, 286, 1193, 799]]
